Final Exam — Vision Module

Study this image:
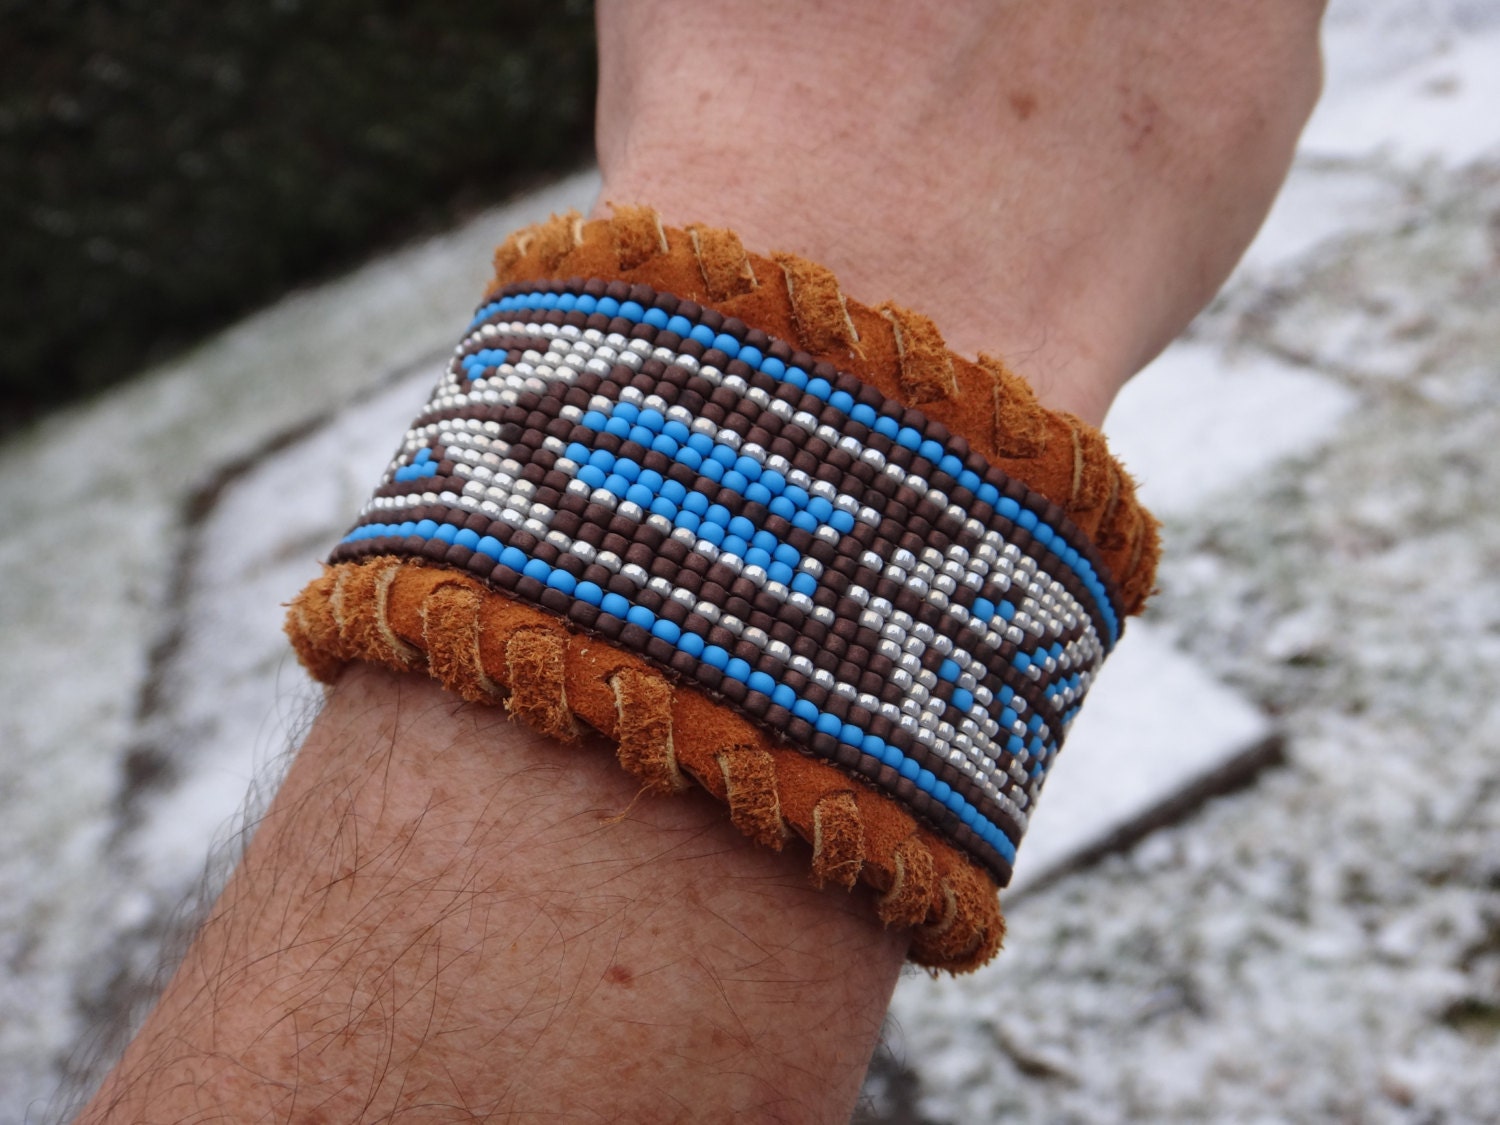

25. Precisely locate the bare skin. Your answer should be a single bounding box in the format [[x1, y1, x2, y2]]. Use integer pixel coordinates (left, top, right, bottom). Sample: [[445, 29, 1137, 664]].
[[77, 2, 1326, 1122]]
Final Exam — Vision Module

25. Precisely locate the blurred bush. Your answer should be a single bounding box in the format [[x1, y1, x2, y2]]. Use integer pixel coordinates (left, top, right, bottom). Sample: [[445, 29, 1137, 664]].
[[0, 0, 596, 431]]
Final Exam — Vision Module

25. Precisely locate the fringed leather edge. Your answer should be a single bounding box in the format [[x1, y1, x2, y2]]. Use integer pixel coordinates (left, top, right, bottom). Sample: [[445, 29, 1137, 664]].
[[287, 556, 1005, 971], [489, 205, 1160, 615]]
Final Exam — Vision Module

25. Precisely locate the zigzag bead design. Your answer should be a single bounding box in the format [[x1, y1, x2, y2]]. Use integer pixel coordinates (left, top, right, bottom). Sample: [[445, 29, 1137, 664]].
[[331, 279, 1127, 882]]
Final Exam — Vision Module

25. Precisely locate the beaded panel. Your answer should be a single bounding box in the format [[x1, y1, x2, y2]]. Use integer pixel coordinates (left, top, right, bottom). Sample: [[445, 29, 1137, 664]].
[[331, 280, 1126, 881]]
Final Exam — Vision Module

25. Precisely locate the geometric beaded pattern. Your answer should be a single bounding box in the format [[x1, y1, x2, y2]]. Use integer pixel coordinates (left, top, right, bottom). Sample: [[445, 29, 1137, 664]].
[[332, 279, 1125, 883]]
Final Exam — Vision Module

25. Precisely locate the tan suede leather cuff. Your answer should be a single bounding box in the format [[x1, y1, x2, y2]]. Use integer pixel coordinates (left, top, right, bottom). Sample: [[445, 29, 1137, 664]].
[[286, 208, 1159, 971]]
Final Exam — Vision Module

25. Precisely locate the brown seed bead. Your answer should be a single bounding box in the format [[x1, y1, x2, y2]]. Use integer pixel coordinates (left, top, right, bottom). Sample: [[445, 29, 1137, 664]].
[[741, 691, 770, 720], [539, 587, 571, 615], [568, 602, 600, 629], [607, 573, 635, 597]]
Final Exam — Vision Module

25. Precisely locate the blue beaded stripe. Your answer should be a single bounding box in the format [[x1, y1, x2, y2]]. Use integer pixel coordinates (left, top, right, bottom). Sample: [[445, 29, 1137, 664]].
[[342, 516, 1016, 864], [470, 288, 1121, 646], [337, 283, 1125, 877]]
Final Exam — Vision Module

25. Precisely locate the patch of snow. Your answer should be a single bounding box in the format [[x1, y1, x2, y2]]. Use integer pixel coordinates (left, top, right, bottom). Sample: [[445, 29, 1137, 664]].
[[1104, 343, 1358, 517]]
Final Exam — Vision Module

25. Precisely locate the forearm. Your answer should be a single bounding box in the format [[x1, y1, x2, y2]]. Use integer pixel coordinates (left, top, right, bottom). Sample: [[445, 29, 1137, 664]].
[[79, 666, 904, 1122], [77, 2, 1326, 1121]]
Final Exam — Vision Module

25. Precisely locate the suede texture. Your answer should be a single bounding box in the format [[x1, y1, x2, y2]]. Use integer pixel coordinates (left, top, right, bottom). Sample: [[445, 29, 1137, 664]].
[[287, 209, 1162, 972]]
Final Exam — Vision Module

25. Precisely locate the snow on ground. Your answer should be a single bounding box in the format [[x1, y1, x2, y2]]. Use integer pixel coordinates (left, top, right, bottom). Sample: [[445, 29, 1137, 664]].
[[4, 2, 1500, 1120]]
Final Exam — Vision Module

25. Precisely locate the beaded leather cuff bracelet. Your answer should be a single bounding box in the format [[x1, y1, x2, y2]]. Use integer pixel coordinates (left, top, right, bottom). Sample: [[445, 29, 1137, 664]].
[[287, 207, 1158, 971]]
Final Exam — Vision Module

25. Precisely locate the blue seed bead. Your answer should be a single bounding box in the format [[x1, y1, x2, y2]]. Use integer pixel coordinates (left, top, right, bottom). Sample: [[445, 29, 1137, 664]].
[[862, 734, 884, 757], [614, 401, 639, 424], [874, 415, 899, 438], [689, 324, 716, 346], [676, 510, 701, 533], [575, 581, 603, 605], [939, 659, 960, 682], [773, 542, 799, 565], [615, 459, 641, 482], [415, 519, 438, 538], [699, 458, 724, 482], [744, 483, 771, 505], [850, 404, 877, 426], [939, 455, 964, 477], [626, 483, 653, 507], [499, 546, 527, 572], [398, 521, 416, 537], [652, 433, 678, 456], [626, 605, 654, 629], [996, 495, 1020, 519], [578, 465, 606, 489], [712, 332, 740, 356], [1035, 523, 1054, 546], [771, 684, 796, 708], [759, 470, 785, 495], [815, 712, 842, 736], [721, 470, 748, 493], [829, 390, 854, 413], [917, 768, 936, 790], [950, 688, 974, 712], [806, 496, 833, 522], [829, 510, 855, 533], [619, 300, 645, 320], [896, 427, 922, 451], [1014, 652, 1032, 671], [761, 356, 786, 378], [523, 558, 550, 581], [793, 698, 818, 722], [899, 757, 920, 780], [604, 416, 630, 438], [806, 377, 832, 400], [650, 497, 676, 519], [604, 473, 630, 494], [932, 780, 952, 804], [782, 484, 809, 509], [998, 601, 1015, 620], [600, 592, 630, 619], [769, 496, 796, 519], [739, 345, 763, 367], [702, 644, 729, 670], [679, 631, 705, 657], [677, 447, 703, 471], [747, 670, 775, 696], [683, 491, 709, 515], [727, 515, 755, 540], [791, 572, 818, 595], [784, 365, 808, 389], [882, 745, 905, 769], [651, 619, 681, 643], [637, 468, 663, 492], [687, 432, 714, 455], [699, 522, 724, 545], [720, 534, 747, 557], [666, 314, 693, 336], [745, 547, 772, 568], [454, 528, 479, 549], [643, 307, 668, 328], [706, 503, 732, 527], [434, 521, 459, 541], [596, 296, 620, 317], [546, 570, 576, 594], [918, 440, 945, 464], [767, 562, 793, 585], [476, 535, 501, 558], [958, 470, 982, 492], [839, 723, 862, 747], [639, 409, 664, 433], [629, 425, 654, 448], [1018, 508, 1038, 530]]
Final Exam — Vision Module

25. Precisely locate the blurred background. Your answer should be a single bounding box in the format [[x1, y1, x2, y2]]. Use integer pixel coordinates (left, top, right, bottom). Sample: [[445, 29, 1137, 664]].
[[4, 2, 1500, 1122]]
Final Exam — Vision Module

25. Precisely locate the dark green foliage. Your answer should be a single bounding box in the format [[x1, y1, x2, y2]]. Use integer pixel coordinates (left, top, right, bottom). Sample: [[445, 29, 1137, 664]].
[[0, 0, 596, 429]]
